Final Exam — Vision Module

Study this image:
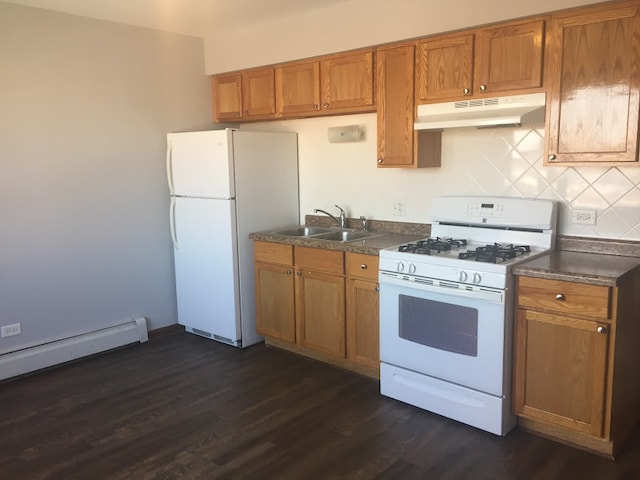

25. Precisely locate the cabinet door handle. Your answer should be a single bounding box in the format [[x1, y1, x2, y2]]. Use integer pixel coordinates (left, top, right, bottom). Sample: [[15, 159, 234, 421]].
[[313, 104, 319, 110], [375, 285, 380, 292], [360, 264, 368, 270], [597, 326, 607, 334], [548, 154, 557, 161], [296, 271, 302, 276], [555, 293, 565, 301], [463, 88, 470, 95], [479, 84, 487, 92], [286, 270, 292, 275], [323, 103, 330, 108], [377, 158, 383, 164]]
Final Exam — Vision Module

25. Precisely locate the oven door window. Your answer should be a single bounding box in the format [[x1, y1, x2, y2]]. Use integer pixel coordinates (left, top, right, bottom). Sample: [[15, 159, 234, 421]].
[[399, 294, 478, 357]]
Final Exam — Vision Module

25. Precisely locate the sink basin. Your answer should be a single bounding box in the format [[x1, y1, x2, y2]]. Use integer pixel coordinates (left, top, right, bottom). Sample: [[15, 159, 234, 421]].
[[313, 231, 381, 242], [273, 226, 332, 237]]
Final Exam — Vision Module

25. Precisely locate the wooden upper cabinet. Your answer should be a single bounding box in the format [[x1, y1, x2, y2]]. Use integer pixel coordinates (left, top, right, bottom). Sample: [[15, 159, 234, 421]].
[[321, 50, 375, 113], [417, 18, 545, 103], [241, 67, 276, 119], [377, 43, 416, 167], [275, 50, 375, 117], [545, 3, 640, 166], [417, 33, 475, 103], [475, 19, 545, 94], [275, 60, 321, 116], [212, 67, 275, 122], [377, 43, 442, 168], [212, 73, 243, 121]]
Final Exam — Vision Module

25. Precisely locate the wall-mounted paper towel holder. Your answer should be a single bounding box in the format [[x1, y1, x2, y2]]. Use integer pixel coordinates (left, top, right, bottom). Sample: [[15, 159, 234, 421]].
[[327, 125, 362, 143]]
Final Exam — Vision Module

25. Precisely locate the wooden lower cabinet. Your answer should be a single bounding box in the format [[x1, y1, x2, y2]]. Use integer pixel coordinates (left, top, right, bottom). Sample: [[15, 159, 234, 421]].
[[295, 267, 345, 357], [253, 241, 380, 379], [346, 253, 380, 370], [513, 274, 640, 457], [514, 308, 609, 437], [254, 242, 295, 342]]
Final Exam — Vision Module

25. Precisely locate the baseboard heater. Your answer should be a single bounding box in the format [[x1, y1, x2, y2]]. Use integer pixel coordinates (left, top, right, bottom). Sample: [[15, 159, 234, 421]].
[[0, 317, 148, 382]]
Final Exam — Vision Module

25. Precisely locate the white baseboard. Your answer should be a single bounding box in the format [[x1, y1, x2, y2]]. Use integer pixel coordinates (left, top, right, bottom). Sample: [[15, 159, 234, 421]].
[[0, 317, 148, 381]]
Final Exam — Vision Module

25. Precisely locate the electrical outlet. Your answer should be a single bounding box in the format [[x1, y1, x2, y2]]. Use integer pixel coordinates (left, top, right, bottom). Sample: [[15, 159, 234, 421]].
[[1, 323, 21, 338], [392, 198, 406, 216], [571, 209, 597, 225]]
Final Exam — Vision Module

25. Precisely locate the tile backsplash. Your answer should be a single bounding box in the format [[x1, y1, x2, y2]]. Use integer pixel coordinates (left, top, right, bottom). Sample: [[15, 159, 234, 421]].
[[459, 126, 640, 240], [247, 113, 640, 242]]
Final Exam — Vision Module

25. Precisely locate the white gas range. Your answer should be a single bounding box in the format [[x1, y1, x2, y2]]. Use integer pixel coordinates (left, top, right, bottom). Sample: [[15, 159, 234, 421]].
[[378, 196, 556, 435]]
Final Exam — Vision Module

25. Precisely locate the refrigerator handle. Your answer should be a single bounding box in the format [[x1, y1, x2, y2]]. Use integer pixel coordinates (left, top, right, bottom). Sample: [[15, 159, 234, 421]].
[[166, 142, 175, 195], [169, 197, 178, 249]]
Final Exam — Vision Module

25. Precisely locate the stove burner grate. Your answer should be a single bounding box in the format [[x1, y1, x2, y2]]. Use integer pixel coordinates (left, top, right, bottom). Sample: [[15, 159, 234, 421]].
[[458, 243, 531, 263], [398, 237, 467, 255]]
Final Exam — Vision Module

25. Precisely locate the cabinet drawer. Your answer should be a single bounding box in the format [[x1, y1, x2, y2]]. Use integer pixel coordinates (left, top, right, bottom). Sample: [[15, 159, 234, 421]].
[[346, 253, 379, 281], [254, 241, 293, 265], [517, 276, 611, 320], [295, 246, 344, 274]]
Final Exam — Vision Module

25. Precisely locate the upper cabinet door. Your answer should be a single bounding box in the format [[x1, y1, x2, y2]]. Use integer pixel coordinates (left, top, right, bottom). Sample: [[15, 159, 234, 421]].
[[241, 67, 276, 119], [275, 60, 321, 116], [321, 50, 375, 113], [212, 73, 243, 121], [376, 44, 416, 167], [474, 19, 545, 94], [545, 3, 640, 166], [416, 33, 474, 103]]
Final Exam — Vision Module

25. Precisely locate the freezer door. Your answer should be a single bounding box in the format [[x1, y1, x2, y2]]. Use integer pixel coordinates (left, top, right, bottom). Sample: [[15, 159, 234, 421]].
[[167, 130, 234, 199], [172, 197, 241, 343]]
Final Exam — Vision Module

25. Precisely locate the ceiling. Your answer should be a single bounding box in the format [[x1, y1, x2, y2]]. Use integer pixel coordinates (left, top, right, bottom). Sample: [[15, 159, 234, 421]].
[[0, 0, 351, 37]]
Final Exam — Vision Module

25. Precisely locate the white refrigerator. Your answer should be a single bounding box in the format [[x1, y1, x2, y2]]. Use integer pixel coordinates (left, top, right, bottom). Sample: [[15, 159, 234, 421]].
[[166, 129, 299, 347]]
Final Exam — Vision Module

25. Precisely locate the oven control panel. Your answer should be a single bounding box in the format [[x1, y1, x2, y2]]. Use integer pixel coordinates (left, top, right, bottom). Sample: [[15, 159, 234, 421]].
[[466, 201, 505, 218]]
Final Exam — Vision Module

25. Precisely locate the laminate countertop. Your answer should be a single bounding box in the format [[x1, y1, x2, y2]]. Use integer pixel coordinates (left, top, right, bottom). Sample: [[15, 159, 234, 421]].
[[513, 250, 640, 287], [249, 229, 423, 256]]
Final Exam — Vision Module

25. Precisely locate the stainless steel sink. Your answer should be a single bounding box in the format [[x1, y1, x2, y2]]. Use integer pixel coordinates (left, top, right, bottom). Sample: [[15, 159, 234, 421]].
[[271, 225, 381, 242], [273, 226, 332, 237], [313, 230, 382, 242]]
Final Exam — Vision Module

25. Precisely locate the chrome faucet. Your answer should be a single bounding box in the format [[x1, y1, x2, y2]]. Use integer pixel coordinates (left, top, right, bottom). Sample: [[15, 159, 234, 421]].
[[313, 204, 346, 228]]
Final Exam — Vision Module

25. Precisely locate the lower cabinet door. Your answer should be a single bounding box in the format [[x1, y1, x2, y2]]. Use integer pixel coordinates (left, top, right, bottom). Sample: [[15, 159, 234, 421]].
[[514, 308, 609, 437], [255, 262, 296, 342], [346, 278, 380, 369], [295, 269, 346, 357]]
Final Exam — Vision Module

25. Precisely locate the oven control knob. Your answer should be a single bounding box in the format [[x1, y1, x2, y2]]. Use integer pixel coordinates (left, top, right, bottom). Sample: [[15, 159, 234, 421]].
[[397, 262, 405, 273], [459, 271, 468, 282], [472, 273, 482, 284], [409, 264, 417, 274]]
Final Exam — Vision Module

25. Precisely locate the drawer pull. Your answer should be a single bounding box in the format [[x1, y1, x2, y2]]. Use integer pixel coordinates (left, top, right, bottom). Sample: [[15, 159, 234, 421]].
[[597, 326, 607, 334], [555, 293, 565, 301], [360, 264, 368, 270]]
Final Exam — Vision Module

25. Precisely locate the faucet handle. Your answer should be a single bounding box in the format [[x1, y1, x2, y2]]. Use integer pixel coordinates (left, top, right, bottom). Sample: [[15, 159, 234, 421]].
[[359, 215, 368, 231], [334, 204, 345, 215]]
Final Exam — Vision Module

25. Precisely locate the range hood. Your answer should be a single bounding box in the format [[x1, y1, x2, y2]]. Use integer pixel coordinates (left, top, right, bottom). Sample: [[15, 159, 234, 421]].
[[414, 92, 546, 130]]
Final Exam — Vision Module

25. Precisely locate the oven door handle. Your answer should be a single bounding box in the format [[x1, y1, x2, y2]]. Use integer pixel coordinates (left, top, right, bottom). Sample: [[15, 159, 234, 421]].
[[379, 273, 505, 305]]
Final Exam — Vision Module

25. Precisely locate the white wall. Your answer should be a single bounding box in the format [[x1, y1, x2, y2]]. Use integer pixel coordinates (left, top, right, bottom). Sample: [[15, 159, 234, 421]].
[[0, 3, 212, 353], [244, 115, 640, 240], [204, 0, 603, 74]]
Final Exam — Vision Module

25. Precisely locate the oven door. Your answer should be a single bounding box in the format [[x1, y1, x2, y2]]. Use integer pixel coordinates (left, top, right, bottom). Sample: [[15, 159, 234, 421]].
[[379, 274, 508, 397]]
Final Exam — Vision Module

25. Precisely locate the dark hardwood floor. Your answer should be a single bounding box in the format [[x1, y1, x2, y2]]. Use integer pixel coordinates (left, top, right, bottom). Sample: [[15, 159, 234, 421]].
[[2, 332, 640, 479]]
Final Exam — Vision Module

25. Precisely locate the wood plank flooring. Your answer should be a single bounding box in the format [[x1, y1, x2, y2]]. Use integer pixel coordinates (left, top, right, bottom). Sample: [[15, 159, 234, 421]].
[[2, 332, 640, 479]]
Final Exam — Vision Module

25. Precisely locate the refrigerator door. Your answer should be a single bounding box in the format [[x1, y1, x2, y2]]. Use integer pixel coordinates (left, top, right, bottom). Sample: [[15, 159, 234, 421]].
[[167, 130, 234, 199], [171, 196, 241, 344]]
